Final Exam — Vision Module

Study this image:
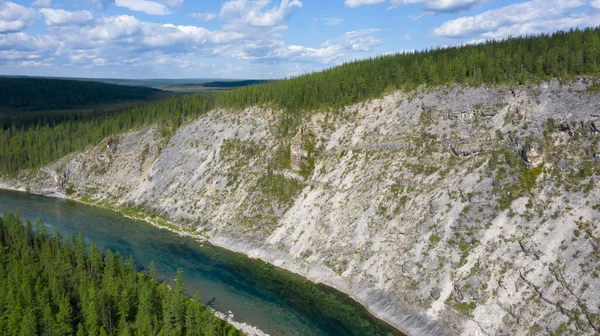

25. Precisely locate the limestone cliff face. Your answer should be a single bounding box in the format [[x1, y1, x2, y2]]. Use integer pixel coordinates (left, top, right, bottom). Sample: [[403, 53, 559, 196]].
[[290, 126, 305, 172], [4, 79, 600, 335]]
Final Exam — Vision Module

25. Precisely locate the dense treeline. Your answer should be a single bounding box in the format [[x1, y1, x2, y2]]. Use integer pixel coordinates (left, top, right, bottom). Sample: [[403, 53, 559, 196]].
[[0, 77, 160, 111], [1, 28, 600, 174], [200, 80, 270, 88], [0, 77, 171, 130], [1, 108, 112, 131], [165, 80, 270, 89], [0, 212, 244, 336], [217, 28, 600, 111], [0, 101, 177, 131]]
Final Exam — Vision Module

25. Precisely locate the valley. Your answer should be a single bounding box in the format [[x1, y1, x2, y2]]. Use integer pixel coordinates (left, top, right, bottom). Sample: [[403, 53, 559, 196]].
[[4, 78, 600, 335], [3, 27, 600, 335]]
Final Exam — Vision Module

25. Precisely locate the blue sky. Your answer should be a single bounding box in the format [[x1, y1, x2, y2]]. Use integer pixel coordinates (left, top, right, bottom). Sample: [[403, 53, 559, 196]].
[[1, 0, 600, 79]]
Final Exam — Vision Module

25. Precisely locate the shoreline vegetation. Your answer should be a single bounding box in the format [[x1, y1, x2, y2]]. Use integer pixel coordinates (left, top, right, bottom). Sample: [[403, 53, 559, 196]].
[[0, 186, 408, 336], [0, 211, 245, 336]]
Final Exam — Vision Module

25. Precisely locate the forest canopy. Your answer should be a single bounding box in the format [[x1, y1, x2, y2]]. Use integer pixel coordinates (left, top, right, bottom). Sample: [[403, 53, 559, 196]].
[[0, 212, 244, 336], [0, 77, 171, 130], [1, 27, 600, 174], [0, 77, 161, 111], [165, 80, 271, 89]]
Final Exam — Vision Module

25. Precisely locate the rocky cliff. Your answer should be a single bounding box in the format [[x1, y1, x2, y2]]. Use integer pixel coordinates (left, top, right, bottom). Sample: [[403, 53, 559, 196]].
[[4, 79, 600, 335]]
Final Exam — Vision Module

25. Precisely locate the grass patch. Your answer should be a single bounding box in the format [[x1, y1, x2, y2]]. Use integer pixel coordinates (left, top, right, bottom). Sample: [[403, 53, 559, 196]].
[[256, 172, 304, 204], [452, 301, 477, 316], [499, 164, 543, 210]]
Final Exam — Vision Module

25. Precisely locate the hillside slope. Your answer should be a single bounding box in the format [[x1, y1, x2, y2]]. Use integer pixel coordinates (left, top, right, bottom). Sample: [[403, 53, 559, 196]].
[[3, 78, 600, 335]]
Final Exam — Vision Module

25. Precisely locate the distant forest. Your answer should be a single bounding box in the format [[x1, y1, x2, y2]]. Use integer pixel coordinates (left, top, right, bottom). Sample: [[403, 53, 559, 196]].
[[0, 77, 160, 111], [165, 80, 271, 89], [202, 80, 270, 88], [1, 27, 600, 174], [0, 77, 168, 130], [0, 212, 244, 336]]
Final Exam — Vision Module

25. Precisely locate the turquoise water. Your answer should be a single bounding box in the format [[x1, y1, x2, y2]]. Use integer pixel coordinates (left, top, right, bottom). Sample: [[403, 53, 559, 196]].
[[0, 189, 404, 336]]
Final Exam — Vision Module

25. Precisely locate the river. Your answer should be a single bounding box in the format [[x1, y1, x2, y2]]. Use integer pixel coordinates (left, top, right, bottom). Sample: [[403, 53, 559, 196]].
[[0, 189, 404, 336]]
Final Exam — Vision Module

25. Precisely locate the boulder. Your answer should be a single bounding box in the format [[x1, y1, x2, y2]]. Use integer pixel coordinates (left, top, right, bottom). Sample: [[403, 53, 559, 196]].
[[469, 195, 483, 204]]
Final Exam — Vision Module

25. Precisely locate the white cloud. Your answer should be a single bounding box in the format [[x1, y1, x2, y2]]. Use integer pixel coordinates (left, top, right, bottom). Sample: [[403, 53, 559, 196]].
[[40, 9, 93, 26], [0, 0, 381, 78], [76, 14, 243, 49], [344, 0, 385, 8], [88, 0, 182, 12], [389, 0, 482, 12], [0, 32, 57, 51], [86, 15, 142, 40], [592, 0, 600, 9], [220, 0, 302, 27], [326, 28, 382, 52], [0, 1, 39, 33], [323, 17, 343, 25], [18, 59, 48, 67], [92, 57, 107, 66], [404, 32, 411, 40], [346, 0, 482, 12], [189, 12, 217, 21], [0, 50, 41, 60], [114, 0, 171, 15], [225, 28, 382, 64], [32, 0, 52, 7], [433, 0, 598, 40]]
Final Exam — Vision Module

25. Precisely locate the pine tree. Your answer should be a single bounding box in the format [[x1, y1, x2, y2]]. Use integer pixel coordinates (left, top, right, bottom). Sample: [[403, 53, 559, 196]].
[[0, 214, 244, 336]]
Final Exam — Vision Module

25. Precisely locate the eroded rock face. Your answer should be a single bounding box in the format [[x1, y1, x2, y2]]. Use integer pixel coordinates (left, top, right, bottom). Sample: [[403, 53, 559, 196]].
[[290, 126, 305, 171], [5, 79, 600, 336], [452, 141, 495, 157]]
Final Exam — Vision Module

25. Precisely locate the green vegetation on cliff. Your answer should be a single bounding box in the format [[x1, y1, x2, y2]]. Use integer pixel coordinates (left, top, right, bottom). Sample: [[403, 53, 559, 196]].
[[0, 212, 243, 336], [2, 27, 600, 174]]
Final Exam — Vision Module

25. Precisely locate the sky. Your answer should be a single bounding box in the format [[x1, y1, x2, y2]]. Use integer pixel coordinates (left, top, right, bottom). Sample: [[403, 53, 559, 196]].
[[1, 0, 600, 79]]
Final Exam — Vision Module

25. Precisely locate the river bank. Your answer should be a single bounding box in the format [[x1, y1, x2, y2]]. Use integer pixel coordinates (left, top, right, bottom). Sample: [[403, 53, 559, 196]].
[[0, 186, 271, 336], [0, 186, 411, 336]]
